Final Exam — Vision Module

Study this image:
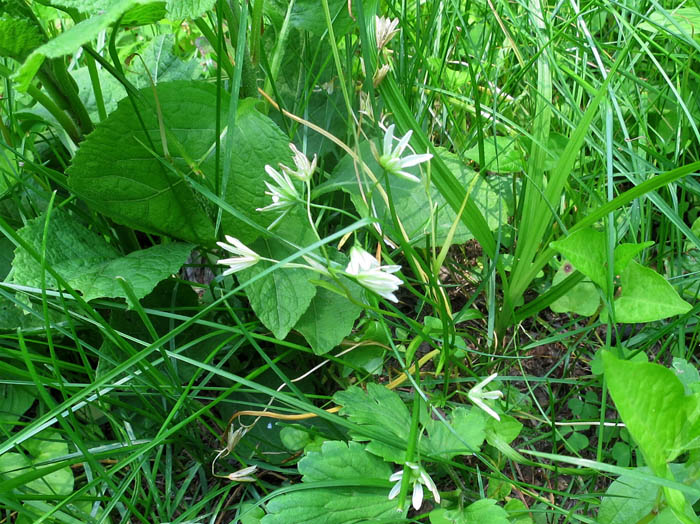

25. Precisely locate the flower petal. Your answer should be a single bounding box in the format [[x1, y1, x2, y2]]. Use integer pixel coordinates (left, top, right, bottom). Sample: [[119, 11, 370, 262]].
[[388, 480, 402, 500], [412, 482, 424, 510], [471, 397, 501, 421], [394, 128, 413, 157], [383, 124, 396, 157], [397, 153, 433, 169], [420, 469, 441, 503]]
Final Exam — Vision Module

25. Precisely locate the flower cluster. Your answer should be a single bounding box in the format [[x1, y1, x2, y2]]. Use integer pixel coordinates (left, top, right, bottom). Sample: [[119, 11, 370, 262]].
[[216, 239, 405, 304], [217, 125, 434, 305]]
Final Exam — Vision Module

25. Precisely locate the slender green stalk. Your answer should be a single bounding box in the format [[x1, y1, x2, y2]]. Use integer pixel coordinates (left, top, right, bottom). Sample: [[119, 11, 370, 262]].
[[0, 64, 80, 141], [84, 46, 107, 122]]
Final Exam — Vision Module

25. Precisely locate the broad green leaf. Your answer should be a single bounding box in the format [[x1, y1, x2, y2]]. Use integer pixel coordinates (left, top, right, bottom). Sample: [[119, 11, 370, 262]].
[[120, 2, 167, 24], [333, 383, 410, 463], [672, 358, 700, 394], [47, 0, 164, 23], [614, 261, 692, 323], [15, 0, 158, 90], [294, 281, 363, 355], [69, 83, 290, 245], [221, 101, 294, 244], [550, 228, 607, 291], [563, 430, 589, 453], [237, 216, 317, 340], [603, 351, 700, 472], [0, 431, 74, 496], [519, 132, 571, 172], [279, 425, 312, 451], [299, 440, 391, 481], [341, 345, 385, 376], [0, 236, 14, 279], [0, 270, 70, 331], [504, 499, 535, 524], [239, 254, 316, 340], [693, 217, 700, 237], [47, 0, 119, 11], [598, 464, 700, 524], [550, 230, 689, 322], [71, 66, 127, 120], [485, 414, 523, 446], [441, 150, 515, 239], [429, 499, 510, 524], [67, 81, 218, 244], [166, 0, 215, 19], [340, 321, 388, 376], [12, 210, 193, 304], [127, 34, 201, 89], [463, 136, 524, 174], [261, 441, 396, 524], [15, 500, 101, 524], [0, 385, 35, 430], [238, 502, 265, 524], [0, 14, 45, 62], [334, 384, 485, 461], [639, 8, 700, 39], [423, 407, 486, 459], [290, 0, 355, 36], [613, 241, 654, 276], [549, 260, 599, 316]]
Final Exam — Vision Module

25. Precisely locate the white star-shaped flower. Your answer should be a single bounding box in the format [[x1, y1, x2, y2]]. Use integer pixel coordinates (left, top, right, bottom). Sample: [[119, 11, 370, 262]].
[[281, 143, 317, 183], [388, 462, 440, 510], [375, 16, 400, 51], [216, 235, 260, 275], [468, 373, 504, 421], [257, 164, 302, 214], [377, 124, 432, 182], [226, 465, 258, 483], [345, 246, 403, 303]]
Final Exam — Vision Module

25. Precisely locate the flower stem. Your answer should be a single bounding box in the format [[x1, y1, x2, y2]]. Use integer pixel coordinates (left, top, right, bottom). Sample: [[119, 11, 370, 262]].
[[398, 371, 422, 514]]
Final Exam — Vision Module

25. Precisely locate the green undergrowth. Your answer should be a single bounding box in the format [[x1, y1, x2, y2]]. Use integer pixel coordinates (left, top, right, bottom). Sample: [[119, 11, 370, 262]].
[[1, 0, 700, 523]]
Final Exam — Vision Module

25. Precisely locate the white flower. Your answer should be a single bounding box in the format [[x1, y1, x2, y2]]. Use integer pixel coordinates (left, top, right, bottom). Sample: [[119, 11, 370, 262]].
[[468, 373, 504, 421], [280, 143, 317, 183], [345, 246, 403, 303], [375, 16, 399, 51], [216, 235, 260, 275], [226, 465, 258, 483], [257, 164, 301, 214], [377, 124, 432, 182], [388, 462, 440, 511], [373, 64, 391, 88]]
